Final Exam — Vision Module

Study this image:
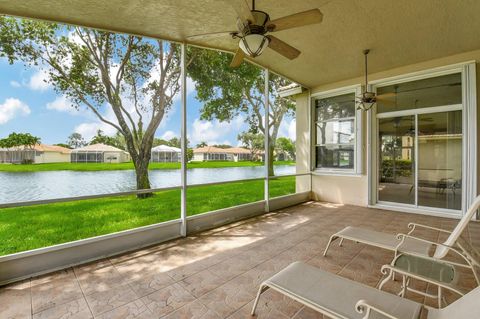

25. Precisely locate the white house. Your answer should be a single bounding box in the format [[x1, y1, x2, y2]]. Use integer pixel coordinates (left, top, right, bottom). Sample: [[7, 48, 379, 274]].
[[0, 144, 71, 164], [193, 146, 252, 162], [71, 143, 130, 163], [151, 145, 181, 162]]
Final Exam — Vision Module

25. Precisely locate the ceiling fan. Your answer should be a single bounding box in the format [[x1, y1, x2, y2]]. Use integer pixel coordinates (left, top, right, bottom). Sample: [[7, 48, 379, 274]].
[[186, 0, 323, 67]]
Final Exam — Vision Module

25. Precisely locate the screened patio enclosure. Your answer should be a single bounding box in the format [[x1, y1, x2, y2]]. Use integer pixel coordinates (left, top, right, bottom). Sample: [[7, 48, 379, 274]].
[[1, 3, 480, 317], [0, 148, 36, 164], [151, 145, 181, 162]]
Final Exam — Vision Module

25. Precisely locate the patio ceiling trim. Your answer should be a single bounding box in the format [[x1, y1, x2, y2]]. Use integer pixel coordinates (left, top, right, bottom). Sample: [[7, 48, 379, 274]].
[[2, 1, 480, 88]]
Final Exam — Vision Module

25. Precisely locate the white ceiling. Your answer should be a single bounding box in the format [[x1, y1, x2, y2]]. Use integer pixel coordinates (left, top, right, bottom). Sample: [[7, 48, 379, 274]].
[[1, 0, 480, 88]]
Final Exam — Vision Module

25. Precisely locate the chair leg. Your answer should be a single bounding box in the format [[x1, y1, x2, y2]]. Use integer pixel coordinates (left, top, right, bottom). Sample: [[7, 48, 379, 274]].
[[339, 238, 344, 247], [399, 275, 408, 298], [323, 235, 339, 257], [251, 284, 269, 316], [438, 287, 442, 309]]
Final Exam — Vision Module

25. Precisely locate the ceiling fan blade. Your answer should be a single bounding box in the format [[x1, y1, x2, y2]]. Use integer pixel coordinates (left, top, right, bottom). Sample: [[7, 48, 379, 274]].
[[230, 48, 245, 68], [186, 31, 237, 41], [267, 35, 301, 60], [267, 9, 323, 32], [225, 0, 255, 24]]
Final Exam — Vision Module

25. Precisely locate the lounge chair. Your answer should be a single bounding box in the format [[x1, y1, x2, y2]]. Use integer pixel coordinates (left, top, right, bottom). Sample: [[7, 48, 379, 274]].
[[251, 261, 480, 319], [323, 196, 480, 285]]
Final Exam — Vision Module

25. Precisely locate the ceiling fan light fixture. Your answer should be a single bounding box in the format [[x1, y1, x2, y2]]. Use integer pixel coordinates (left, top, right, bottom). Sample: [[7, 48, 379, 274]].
[[358, 91, 376, 111], [357, 49, 377, 111], [239, 34, 270, 57]]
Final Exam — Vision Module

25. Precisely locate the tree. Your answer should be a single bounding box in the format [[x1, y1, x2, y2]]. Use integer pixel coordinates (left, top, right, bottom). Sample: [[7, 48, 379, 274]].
[[275, 137, 295, 161], [238, 132, 264, 160], [212, 144, 231, 149], [187, 47, 295, 175], [0, 132, 41, 149], [196, 141, 208, 148], [187, 148, 194, 161], [167, 137, 181, 148], [90, 129, 125, 150], [67, 133, 86, 149], [0, 17, 187, 195], [152, 138, 169, 147], [53, 143, 72, 149]]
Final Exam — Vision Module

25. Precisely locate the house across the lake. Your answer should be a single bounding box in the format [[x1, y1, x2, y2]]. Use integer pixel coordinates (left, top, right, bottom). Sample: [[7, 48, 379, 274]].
[[0, 144, 71, 164], [192, 146, 253, 162], [151, 145, 181, 162], [70, 143, 130, 163]]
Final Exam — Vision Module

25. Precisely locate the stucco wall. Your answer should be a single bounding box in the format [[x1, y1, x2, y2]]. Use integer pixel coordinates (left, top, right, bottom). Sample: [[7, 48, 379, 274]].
[[296, 49, 480, 206], [35, 152, 70, 164]]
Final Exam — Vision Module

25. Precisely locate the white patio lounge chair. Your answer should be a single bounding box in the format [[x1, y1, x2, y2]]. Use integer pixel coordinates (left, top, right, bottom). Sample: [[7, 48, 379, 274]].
[[251, 261, 480, 319], [323, 196, 480, 286]]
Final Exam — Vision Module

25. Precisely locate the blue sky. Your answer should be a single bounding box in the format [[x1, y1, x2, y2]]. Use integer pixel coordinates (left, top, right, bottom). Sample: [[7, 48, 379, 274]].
[[0, 57, 295, 147]]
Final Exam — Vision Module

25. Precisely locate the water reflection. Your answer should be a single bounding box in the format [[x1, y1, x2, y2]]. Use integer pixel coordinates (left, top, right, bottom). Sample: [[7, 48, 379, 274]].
[[0, 165, 295, 203]]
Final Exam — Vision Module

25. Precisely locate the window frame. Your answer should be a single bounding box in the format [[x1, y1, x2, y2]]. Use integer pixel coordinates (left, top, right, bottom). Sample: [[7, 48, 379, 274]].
[[311, 85, 363, 175]]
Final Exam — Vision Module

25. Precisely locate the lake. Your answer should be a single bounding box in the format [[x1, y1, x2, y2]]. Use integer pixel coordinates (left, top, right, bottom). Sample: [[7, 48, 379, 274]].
[[0, 165, 295, 204]]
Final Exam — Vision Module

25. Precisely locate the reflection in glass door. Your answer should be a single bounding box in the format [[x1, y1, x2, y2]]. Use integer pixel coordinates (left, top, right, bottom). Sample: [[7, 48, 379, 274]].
[[378, 111, 462, 211], [378, 116, 415, 204], [418, 111, 462, 210]]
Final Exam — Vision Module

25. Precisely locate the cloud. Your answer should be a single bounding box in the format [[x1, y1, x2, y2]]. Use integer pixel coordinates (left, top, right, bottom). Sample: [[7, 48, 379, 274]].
[[74, 122, 117, 141], [190, 116, 244, 145], [0, 98, 31, 124], [9, 81, 21, 88], [160, 130, 177, 140], [278, 118, 296, 141], [46, 96, 79, 114], [27, 70, 50, 91]]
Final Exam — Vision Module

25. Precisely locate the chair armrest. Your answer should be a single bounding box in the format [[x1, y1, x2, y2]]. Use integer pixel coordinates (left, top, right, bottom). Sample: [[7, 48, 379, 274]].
[[355, 300, 403, 319], [380, 264, 465, 297], [407, 222, 452, 234], [395, 233, 471, 269]]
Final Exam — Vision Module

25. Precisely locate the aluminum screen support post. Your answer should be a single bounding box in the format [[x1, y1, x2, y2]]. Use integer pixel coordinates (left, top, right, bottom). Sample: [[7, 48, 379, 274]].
[[264, 68, 270, 213], [180, 42, 187, 237]]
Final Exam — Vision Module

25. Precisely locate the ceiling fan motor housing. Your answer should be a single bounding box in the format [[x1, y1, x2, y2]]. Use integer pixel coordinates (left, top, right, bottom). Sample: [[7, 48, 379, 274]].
[[239, 10, 271, 57]]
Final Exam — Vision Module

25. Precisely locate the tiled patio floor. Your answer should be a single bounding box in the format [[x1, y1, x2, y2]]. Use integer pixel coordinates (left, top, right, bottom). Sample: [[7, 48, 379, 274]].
[[1, 201, 477, 319]]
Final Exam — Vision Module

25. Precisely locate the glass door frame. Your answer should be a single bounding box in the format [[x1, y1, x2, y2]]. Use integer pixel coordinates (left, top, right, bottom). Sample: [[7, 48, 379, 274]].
[[367, 62, 477, 218]]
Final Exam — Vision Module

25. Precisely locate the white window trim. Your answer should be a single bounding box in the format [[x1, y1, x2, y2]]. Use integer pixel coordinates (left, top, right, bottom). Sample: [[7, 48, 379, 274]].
[[311, 85, 363, 175], [367, 61, 477, 216]]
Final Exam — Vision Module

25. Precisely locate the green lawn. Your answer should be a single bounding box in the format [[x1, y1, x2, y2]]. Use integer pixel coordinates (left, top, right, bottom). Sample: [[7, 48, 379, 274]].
[[0, 161, 294, 172], [0, 177, 296, 255]]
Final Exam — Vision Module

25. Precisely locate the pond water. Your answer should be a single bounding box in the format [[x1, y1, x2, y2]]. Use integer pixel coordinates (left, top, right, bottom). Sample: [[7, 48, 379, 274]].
[[0, 165, 295, 204]]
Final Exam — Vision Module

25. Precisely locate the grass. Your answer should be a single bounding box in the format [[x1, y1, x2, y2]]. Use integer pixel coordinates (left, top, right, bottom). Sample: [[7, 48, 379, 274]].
[[0, 161, 295, 172], [0, 176, 296, 255]]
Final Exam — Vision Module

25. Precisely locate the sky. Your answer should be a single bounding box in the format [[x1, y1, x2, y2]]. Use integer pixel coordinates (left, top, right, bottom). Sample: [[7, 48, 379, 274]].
[[0, 54, 296, 148]]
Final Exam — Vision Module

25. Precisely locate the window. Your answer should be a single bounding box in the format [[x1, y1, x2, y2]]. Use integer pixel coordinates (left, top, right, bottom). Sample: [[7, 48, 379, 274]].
[[313, 89, 361, 173]]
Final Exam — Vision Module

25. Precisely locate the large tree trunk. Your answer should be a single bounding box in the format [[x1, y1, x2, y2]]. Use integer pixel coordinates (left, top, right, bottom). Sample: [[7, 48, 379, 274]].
[[268, 144, 275, 177], [133, 150, 153, 198]]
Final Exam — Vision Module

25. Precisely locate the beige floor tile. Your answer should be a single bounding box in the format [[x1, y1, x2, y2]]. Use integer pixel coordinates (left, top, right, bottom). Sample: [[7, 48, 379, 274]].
[[198, 282, 256, 318], [141, 283, 195, 317], [85, 284, 139, 316], [95, 299, 153, 319], [0, 280, 32, 319], [179, 269, 226, 298], [76, 264, 127, 295], [162, 300, 221, 319], [292, 306, 325, 319], [31, 273, 83, 314], [128, 272, 175, 298], [33, 298, 92, 319]]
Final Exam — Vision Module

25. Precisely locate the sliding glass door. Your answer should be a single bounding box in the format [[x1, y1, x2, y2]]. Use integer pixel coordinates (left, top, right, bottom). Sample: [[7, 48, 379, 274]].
[[378, 115, 416, 205], [375, 72, 464, 212], [417, 111, 462, 210]]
